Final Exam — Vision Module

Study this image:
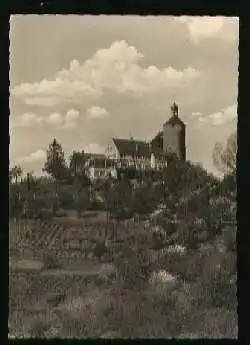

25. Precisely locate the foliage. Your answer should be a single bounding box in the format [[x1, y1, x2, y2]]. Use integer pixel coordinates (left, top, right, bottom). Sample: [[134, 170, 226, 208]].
[[131, 181, 158, 215], [213, 132, 236, 174], [44, 252, 62, 269], [103, 178, 133, 219], [73, 187, 90, 217], [43, 139, 68, 181], [69, 150, 86, 177], [10, 132, 237, 338], [10, 165, 23, 184], [57, 185, 74, 209]]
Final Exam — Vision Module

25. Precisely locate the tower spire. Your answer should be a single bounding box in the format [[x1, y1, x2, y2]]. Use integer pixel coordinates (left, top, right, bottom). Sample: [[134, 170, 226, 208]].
[[171, 101, 178, 117]]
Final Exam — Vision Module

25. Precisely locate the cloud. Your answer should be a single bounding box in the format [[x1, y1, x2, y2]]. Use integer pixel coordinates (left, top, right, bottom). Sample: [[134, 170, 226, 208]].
[[191, 111, 203, 117], [13, 110, 77, 129], [14, 112, 44, 127], [176, 16, 238, 43], [19, 149, 46, 163], [46, 112, 63, 125], [65, 109, 79, 122], [84, 143, 105, 154], [87, 106, 109, 119], [198, 104, 237, 126], [57, 108, 79, 131], [12, 40, 201, 107], [57, 121, 77, 131]]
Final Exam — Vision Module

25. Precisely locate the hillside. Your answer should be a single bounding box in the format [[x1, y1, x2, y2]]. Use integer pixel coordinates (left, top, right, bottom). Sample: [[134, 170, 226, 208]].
[[9, 135, 237, 338]]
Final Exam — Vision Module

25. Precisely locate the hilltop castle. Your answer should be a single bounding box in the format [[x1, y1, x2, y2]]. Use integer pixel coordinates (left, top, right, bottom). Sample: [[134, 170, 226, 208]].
[[85, 102, 186, 180]]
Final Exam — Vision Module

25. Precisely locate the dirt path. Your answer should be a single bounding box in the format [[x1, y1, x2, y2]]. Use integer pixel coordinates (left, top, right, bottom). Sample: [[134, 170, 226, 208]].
[[41, 262, 115, 276]]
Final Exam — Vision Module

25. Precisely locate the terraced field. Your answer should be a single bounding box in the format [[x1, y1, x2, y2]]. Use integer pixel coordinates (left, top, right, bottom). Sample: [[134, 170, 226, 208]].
[[9, 217, 120, 336]]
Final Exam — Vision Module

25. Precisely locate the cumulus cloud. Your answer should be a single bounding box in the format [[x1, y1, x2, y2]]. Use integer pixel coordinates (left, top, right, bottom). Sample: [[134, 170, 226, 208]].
[[176, 16, 238, 43], [12, 40, 201, 107], [84, 143, 105, 154], [199, 104, 237, 126], [14, 112, 44, 127], [65, 109, 79, 122], [19, 149, 46, 163], [87, 106, 110, 119], [46, 112, 63, 125], [13, 110, 79, 129], [57, 109, 80, 131]]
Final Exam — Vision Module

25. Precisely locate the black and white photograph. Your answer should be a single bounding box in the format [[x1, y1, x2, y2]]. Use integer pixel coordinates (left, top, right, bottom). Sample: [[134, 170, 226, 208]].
[[9, 15, 238, 338]]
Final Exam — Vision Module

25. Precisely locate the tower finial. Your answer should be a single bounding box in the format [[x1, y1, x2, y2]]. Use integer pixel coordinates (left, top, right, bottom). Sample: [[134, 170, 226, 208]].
[[171, 101, 178, 117]]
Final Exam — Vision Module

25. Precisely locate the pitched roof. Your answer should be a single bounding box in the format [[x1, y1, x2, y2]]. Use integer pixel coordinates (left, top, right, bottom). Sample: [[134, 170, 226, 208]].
[[112, 138, 167, 159], [113, 138, 151, 158]]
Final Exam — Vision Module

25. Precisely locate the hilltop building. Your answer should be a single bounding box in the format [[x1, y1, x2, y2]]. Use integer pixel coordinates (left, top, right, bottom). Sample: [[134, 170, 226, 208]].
[[163, 102, 186, 160], [85, 102, 186, 181]]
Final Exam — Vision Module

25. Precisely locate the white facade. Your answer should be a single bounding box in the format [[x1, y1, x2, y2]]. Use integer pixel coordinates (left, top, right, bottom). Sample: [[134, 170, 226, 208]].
[[86, 166, 117, 181], [105, 139, 120, 160]]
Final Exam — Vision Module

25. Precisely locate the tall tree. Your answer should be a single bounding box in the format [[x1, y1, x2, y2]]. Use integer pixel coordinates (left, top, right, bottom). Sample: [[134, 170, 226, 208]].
[[43, 139, 68, 181], [69, 150, 86, 177], [213, 132, 237, 175]]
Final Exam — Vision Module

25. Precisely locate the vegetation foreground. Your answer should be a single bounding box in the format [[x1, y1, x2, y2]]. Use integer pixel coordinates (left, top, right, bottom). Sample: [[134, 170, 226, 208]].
[[9, 133, 237, 338]]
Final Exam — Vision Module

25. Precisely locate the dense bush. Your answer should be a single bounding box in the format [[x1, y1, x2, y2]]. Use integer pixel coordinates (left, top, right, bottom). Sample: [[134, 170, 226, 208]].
[[44, 253, 62, 269]]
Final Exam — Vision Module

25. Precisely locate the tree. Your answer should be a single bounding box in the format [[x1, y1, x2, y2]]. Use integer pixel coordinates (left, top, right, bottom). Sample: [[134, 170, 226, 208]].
[[213, 132, 236, 175], [43, 139, 68, 181], [69, 150, 86, 177], [73, 186, 90, 217], [104, 178, 133, 220], [69, 151, 90, 216], [132, 181, 157, 216], [25, 171, 35, 190], [10, 165, 22, 184], [162, 160, 209, 201]]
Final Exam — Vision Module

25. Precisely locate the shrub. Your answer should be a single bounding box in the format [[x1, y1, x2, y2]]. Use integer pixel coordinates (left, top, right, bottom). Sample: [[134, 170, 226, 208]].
[[33, 209, 52, 220], [114, 246, 154, 289], [55, 210, 68, 217], [44, 253, 62, 269]]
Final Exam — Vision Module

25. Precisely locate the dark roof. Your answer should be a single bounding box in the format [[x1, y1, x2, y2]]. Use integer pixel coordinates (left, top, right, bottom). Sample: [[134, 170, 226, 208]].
[[112, 138, 166, 159], [164, 116, 185, 127], [151, 131, 163, 150], [113, 138, 151, 158]]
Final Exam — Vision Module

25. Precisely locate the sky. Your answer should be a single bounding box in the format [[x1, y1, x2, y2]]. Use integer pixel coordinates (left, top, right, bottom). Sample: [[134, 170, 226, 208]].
[[9, 15, 238, 176]]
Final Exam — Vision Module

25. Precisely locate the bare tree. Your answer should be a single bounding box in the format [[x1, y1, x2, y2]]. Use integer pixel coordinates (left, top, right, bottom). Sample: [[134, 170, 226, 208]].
[[212, 132, 236, 174]]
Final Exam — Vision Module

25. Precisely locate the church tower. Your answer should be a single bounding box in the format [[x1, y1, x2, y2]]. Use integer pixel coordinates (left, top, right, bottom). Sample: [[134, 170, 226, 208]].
[[163, 102, 186, 160]]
